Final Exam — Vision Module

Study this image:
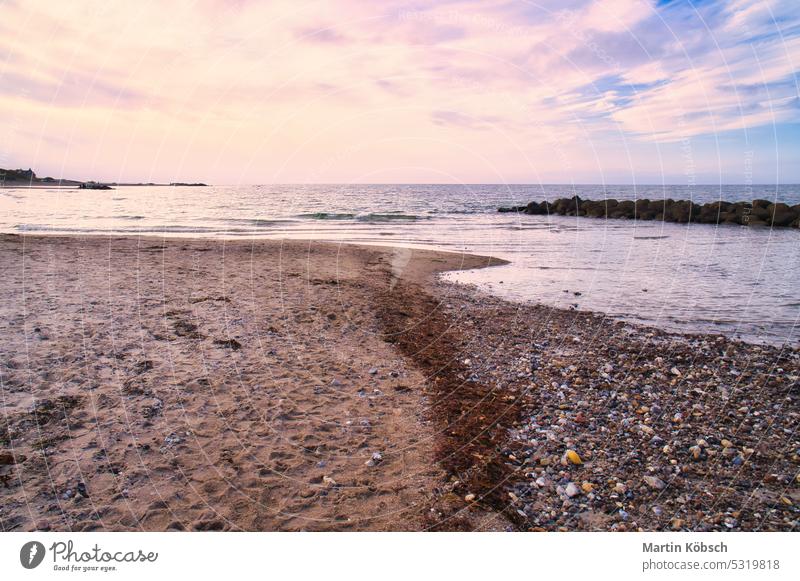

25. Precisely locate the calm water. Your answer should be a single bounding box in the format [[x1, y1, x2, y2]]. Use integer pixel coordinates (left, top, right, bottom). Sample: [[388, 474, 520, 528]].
[[2, 184, 799, 345]]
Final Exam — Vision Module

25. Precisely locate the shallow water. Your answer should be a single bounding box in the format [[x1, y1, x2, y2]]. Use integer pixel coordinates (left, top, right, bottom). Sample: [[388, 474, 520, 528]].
[[1, 183, 798, 345]]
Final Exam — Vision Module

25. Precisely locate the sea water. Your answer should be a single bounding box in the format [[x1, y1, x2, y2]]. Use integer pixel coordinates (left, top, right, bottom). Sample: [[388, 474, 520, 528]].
[[2, 183, 798, 345]]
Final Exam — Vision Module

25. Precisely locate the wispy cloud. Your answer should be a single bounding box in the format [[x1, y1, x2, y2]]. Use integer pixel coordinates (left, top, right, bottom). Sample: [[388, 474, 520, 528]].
[[0, 0, 797, 183]]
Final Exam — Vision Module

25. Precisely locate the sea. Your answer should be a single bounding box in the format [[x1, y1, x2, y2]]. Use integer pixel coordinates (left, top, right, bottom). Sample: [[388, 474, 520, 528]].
[[2, 183, 798, 346]]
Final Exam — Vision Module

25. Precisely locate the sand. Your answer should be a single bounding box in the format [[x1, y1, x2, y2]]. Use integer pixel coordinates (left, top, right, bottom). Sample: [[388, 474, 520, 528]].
[[0, 234, 503, 531]]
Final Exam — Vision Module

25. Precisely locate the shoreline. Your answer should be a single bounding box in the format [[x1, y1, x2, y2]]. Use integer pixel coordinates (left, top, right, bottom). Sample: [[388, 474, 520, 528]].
[[1, 234, 797, 531]]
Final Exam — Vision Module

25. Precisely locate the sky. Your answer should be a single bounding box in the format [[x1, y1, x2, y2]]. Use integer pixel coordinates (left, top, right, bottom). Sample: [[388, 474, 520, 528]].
[[0, 0, 798, 184]]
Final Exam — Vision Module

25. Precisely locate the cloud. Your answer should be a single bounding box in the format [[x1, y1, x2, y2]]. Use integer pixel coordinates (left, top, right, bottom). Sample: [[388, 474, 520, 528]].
[[0, 0, 797, 183]]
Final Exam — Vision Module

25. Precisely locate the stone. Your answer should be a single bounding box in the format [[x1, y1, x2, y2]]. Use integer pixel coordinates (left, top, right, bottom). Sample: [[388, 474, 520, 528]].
[[565, 449, 583, 465], [644, 476, 666, 490], [365, 451, 383, 466], [565, 482, 580, 497]]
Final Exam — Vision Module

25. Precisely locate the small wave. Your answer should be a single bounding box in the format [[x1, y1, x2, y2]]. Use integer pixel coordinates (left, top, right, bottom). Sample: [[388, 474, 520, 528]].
[[296, 212, 356, 220], [296, 212, 426, 222], [356, 213, 424, 222], [220, 218, 296, 227]]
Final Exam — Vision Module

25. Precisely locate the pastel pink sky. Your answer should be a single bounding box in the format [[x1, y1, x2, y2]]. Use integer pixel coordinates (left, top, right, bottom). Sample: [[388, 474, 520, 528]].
[[1, 0, 798, 184]]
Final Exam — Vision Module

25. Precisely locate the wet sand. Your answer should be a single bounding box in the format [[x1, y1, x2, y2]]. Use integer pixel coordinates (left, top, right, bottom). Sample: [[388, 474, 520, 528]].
[[0, 234, 797, 531]]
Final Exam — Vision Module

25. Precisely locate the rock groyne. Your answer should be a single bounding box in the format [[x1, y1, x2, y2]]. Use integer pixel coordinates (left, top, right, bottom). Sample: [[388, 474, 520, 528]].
[[499, 197, 800, 228]]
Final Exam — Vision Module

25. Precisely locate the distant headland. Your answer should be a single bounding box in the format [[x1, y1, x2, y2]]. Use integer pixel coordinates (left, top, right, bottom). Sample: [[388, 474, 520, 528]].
[[0, 167, 207, 189]]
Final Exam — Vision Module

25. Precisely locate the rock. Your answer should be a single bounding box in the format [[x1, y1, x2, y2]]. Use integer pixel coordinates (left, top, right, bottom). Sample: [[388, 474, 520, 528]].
[[613, 482, 627, 494], [163, 433, 183, 447], [322, 475, 337, 486], [565, 449, 583, 465], [507, 197, 800, 228], [368, 367, 378, 375], [670, 367, 681, 376], [581, 481, 594, 493], [76, 482, 89, 498], [464, 493, 476, 502], [565, 482, 580, 497], [721, 439, 733, 448], [644, 476, 666, 490], [365, 451, 383, 467]]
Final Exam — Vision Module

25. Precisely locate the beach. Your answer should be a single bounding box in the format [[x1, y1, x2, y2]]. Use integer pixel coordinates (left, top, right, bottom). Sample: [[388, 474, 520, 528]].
[[0, 234, 797, 532]]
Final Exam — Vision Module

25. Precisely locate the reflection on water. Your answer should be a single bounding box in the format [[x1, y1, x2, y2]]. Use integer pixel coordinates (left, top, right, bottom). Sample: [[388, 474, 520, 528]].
[[443, 216, 799, 346], [1, 184, 798, 345]]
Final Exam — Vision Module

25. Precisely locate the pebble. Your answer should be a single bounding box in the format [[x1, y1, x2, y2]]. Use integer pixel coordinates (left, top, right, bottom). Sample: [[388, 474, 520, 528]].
[[432, 280, 800, 532], [365, 451, 383, 467], [565, 449, 583, 465], [464, 493, 476, 502], [643, 476, 666, 490], [565, 482, 580, 497]]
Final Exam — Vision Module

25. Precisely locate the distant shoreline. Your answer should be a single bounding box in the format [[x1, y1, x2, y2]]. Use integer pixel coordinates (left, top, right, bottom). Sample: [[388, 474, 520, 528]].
[[1, 167, 207, 189], [0, 182, 209, 189]]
